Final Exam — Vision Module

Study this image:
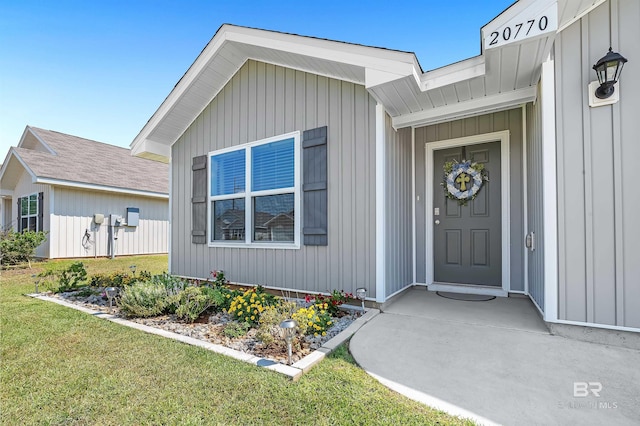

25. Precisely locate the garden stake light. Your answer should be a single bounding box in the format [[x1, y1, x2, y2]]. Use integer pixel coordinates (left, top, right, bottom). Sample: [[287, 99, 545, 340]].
[[129, 265, 137, 276], [32, 274, 40, 294], [356, 288, 367, 313], [279, 319, 297, 365], [105, 287, 118, 314]]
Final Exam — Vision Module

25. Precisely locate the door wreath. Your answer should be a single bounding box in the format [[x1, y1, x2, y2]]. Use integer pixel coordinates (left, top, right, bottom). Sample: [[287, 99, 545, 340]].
[[442, 159, 489, 205]]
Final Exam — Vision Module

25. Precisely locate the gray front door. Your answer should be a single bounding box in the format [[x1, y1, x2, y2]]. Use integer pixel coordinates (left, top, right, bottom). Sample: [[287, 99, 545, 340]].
[[433, 142, 501, 286]]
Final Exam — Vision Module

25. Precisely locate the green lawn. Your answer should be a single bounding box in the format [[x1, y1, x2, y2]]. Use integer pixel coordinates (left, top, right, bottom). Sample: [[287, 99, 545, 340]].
[[1, 255, 472, 425]]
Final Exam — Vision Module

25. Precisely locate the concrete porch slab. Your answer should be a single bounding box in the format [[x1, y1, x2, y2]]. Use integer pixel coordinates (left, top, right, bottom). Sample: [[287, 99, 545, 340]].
[[351, 287, 640, 425]]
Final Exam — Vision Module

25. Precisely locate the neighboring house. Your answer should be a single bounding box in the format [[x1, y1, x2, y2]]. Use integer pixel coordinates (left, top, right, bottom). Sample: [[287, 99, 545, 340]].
[[130, 0, 639, 335], [0, 126, 169, 258]]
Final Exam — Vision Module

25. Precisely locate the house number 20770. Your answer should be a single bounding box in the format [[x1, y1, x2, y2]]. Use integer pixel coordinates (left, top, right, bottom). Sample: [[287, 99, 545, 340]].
[[488, 16, 549, 46]]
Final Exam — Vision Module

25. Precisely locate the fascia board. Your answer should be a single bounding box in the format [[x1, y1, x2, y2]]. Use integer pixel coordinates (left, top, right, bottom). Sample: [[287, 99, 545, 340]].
[[26, 126, 57, 155], [557, 0, 606, 33], [130, 27, 232, 154], [131, 24, 421, 157], [35, 177, 169, 199], [225, 28, 417, 77], [392, 86, 537, 129], [131, 139, 171, 162], [0, 149, 38, 185], [420, 56, 486, 91]]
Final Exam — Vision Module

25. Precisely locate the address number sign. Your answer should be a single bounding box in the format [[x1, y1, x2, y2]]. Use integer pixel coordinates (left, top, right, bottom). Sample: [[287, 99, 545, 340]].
[[484, 1, 558, 49]]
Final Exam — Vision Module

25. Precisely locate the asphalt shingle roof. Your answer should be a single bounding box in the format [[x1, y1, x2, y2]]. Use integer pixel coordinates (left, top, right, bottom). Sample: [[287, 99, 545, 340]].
[[18, 127, 168, 194]]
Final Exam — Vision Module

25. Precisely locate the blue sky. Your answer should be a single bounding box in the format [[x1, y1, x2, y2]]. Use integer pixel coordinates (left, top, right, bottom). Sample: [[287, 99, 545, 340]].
[[0, 0, 514, 156]]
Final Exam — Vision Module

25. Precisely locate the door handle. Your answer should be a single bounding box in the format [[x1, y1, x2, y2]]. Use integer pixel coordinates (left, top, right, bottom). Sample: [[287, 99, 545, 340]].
[[435, 220, 440, 225]]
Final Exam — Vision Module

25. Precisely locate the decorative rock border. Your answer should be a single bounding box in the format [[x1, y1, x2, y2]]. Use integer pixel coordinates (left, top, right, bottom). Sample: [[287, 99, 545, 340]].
[[27, 293, 379, 381]]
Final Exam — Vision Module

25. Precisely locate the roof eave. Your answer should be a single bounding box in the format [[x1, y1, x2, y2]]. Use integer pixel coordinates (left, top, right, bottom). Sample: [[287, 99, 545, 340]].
[[391, 86, 537, 129], [130, 24, 421, 160], [35, 177, 169, 199]]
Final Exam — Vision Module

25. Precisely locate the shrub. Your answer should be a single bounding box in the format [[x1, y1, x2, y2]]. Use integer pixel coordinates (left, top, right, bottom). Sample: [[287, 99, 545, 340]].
[[227, 287, 278, 326], [40, 262, 88, 293], [223, 321, 250, 338], [89, 272, 137, 288], [0, 230, 47, 267], [173, 286, 219, 323], [150, 273, 189, 314], [118, 281, 168, 318], [292, 306, 333, 337], [305, 290, 353, 316], [256, 301, 298, 347], [58, 262, 88, 292], [208, 270, 230, 288]]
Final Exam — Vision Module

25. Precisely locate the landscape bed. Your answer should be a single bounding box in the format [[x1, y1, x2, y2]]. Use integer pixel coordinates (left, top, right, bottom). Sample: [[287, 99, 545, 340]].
[[30, 264, 379, 378]]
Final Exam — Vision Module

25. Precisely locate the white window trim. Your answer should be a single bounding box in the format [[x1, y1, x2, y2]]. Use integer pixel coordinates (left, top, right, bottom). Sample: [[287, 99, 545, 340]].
[[19, 193, 39, 232], [207, 131, 301, 249]]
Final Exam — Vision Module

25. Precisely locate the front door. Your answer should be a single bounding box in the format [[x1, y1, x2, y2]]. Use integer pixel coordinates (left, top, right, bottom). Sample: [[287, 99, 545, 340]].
[[433, 141, 501, 286]]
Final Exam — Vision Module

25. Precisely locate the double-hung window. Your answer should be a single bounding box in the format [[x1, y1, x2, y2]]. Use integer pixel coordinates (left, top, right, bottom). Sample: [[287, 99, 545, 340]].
[[208, 131, 300, 247], [19, 193, 39, 232]]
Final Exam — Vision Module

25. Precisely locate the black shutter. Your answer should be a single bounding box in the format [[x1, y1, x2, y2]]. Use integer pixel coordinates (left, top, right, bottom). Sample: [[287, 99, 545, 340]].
[[38, 192, 44, 232], [17, 198, 22, 232], [302, 126, 328, 246], [192, 155, 207, 244]]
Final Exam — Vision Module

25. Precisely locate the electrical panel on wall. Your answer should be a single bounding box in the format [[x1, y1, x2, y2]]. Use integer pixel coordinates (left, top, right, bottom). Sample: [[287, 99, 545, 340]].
[[126, 207, 139, 227]]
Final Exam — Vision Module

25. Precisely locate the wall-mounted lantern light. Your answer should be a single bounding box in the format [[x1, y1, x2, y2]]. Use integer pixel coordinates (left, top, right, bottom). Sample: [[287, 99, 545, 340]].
[[592, 48, 628, 99]]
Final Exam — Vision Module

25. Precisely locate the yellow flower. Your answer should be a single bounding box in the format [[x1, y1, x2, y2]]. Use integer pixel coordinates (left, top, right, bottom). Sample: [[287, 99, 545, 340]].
[[245, 317, 249, 321], [308, 321, 313, 326], [327, 321, 332, 325], [314, 333, 319, 337], [322, 332, 326, 336], [251, 316, 255, 320], [307, 313, 312, 319], [253, 309, 258, 314]]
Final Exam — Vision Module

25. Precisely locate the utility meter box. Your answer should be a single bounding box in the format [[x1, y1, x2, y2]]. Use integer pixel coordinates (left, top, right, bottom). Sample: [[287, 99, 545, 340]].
[[126, 207, 139, 227], [93, 213, 104, 225]]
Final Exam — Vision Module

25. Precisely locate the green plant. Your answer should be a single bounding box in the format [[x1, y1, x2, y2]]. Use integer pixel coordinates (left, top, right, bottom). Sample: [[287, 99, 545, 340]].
[[208, 269, 230, 288], [256, 301, 298, 347], [222, 321, 250, 338], [150, 273, 189, 313], [57, 262, 88, 292], [118, 281, 168, 318], [292, 306, 333, 337], [89, 272, 137, 288], [227, 287, 279, 326], [0, 230, 47, 267], [305, 290, 353, 316], [172, 286, 218, 323]]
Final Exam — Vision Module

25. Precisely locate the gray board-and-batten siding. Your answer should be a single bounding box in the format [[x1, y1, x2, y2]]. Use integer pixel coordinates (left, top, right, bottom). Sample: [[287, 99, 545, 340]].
[[171, 60, 378, 298], [555, 0, 640, 329]]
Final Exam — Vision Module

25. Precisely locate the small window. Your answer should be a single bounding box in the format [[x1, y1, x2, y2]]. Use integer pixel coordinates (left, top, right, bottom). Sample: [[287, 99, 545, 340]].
[[19, 193, 40, 232], [208, 132, 300, 247]]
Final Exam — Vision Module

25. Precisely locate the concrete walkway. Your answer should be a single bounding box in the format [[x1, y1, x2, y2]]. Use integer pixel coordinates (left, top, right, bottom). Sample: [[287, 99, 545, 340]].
[[350, 288, 640, 426]]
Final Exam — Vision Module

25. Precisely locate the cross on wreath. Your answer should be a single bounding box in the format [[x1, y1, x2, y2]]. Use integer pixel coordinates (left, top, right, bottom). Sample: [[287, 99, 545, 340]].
[[455, 172, 470, 191]]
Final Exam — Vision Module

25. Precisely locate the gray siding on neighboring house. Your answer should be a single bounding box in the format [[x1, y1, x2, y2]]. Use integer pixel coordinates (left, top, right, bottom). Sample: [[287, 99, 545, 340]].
[[171, 60, 377, 297], [52, 187, 168, 258], [414, 109, 525, 291], [526, 87, 545, 310], [555, 0, 640, 328], [12, 171, 50, 258], [385, 120, 413, 297]]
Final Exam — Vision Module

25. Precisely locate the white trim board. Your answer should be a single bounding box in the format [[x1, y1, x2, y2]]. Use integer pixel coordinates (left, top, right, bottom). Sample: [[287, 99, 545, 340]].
[[425, 130, 511, 296], [375, 104, 387, 303]]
